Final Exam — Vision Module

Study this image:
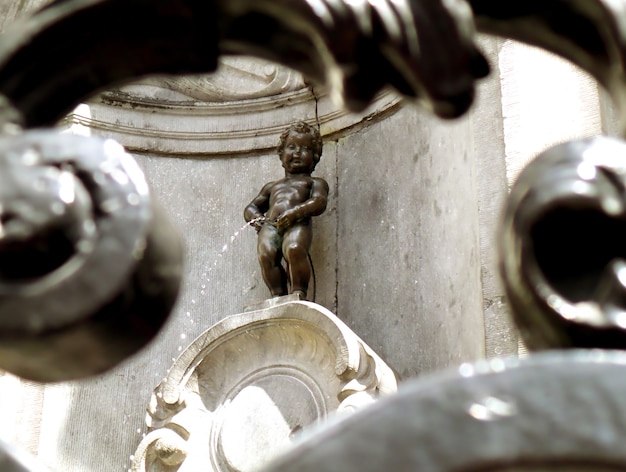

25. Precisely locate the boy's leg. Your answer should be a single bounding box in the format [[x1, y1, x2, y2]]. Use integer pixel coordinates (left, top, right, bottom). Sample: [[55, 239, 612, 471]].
[[282, 225, 312, 297], [257, 225, 287, 296]]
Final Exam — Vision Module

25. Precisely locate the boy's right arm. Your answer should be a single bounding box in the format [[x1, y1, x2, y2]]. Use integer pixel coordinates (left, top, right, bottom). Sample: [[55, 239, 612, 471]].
[[244, 182, 273, 224]]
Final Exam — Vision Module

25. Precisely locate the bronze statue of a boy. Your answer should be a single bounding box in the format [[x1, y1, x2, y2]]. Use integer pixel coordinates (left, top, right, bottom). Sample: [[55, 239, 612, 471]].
[[244, 121, 329, 299]]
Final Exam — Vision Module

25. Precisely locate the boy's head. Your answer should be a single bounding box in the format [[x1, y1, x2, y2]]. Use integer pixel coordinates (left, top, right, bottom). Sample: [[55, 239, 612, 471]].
[[277, 122, 323, 172]]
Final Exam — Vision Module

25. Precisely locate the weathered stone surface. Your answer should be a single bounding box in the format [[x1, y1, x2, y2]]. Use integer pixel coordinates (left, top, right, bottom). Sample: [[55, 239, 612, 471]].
[[336, 102, 485, 377], [262, 350, 626, 472], [130, 299, 397, 472]]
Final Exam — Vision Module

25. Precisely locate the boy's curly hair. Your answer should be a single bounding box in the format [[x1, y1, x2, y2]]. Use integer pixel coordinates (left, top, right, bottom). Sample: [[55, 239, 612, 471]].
[[277, 121, 323, 165]]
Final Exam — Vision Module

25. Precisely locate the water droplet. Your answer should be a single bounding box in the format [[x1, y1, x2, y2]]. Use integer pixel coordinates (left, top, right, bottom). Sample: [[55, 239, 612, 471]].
[[136, 428, 141, 434], [489, 358, 507, 373], [22, 149, 39, 166], [177, 346, 182, 352], [459, 363, 474, 378], [127, 193, 140, 205], [100, 161, 114, 174], [101, 198, 122, 214], [2, 122, 22, 136], [50, 201, 65, 215], [468, 397, 517, 421], [93, 172, 106, 186], [200, 290, 205, 295], [83, 219, 96, 235], [77, 240, 94, 253], [180, 333, 187, 340], [221, 244, 228, 253]]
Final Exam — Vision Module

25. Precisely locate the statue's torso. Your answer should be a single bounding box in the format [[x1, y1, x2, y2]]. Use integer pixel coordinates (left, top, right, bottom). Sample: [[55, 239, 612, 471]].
[[266, 175, 314, 220]]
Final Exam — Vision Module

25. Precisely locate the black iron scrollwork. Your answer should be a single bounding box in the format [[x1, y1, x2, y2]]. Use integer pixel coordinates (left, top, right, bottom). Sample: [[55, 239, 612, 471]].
[[0, 130, 182, 382]]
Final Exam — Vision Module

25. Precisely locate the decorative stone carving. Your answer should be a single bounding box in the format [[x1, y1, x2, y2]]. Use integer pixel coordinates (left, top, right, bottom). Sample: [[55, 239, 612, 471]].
[[59, 60, 401, 156], [110, 57, 305, 103], [130, 298, 397, 472]]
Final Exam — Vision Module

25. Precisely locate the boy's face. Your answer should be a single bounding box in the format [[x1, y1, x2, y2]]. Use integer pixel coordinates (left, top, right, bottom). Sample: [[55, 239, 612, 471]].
[[281, 132, 316, 174]]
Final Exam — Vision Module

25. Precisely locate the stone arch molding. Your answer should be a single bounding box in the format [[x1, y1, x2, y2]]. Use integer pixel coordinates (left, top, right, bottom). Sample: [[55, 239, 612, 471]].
[[130, 299, 397, 472], [62, 57, 401, 156]]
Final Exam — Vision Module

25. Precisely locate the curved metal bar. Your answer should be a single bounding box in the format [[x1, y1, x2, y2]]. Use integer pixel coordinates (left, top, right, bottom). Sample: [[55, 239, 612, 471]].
[[0, 0, 487, 128], [262, 350, 626, 472], [1, 1, 626, 130], [500, 136, 626, 350], [214, 0, 489, 116], [0, 131, 183, 381], [0, 0, 220, 128]]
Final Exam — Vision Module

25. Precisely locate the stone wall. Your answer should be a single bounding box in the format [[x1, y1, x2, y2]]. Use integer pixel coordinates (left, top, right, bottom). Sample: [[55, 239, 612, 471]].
[[334, 107, 484, 377]]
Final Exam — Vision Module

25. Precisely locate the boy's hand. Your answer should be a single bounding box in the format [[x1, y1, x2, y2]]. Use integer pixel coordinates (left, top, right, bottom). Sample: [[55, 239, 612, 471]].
[[274, 209, 298, 231]]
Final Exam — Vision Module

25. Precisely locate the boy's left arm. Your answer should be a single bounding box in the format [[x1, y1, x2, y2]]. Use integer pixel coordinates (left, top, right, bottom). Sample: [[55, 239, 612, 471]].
[[305, 177, 330, 217]]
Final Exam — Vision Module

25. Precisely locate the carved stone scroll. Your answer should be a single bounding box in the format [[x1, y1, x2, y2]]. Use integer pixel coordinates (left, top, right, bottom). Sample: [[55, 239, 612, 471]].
[[131, 298, 397, 472], [111, 57, 306, 103]]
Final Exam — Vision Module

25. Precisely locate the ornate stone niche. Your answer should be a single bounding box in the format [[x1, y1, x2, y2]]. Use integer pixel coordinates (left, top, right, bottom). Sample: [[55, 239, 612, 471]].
[[131, 298, 397, 472], [62, 57, 401, 155]]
